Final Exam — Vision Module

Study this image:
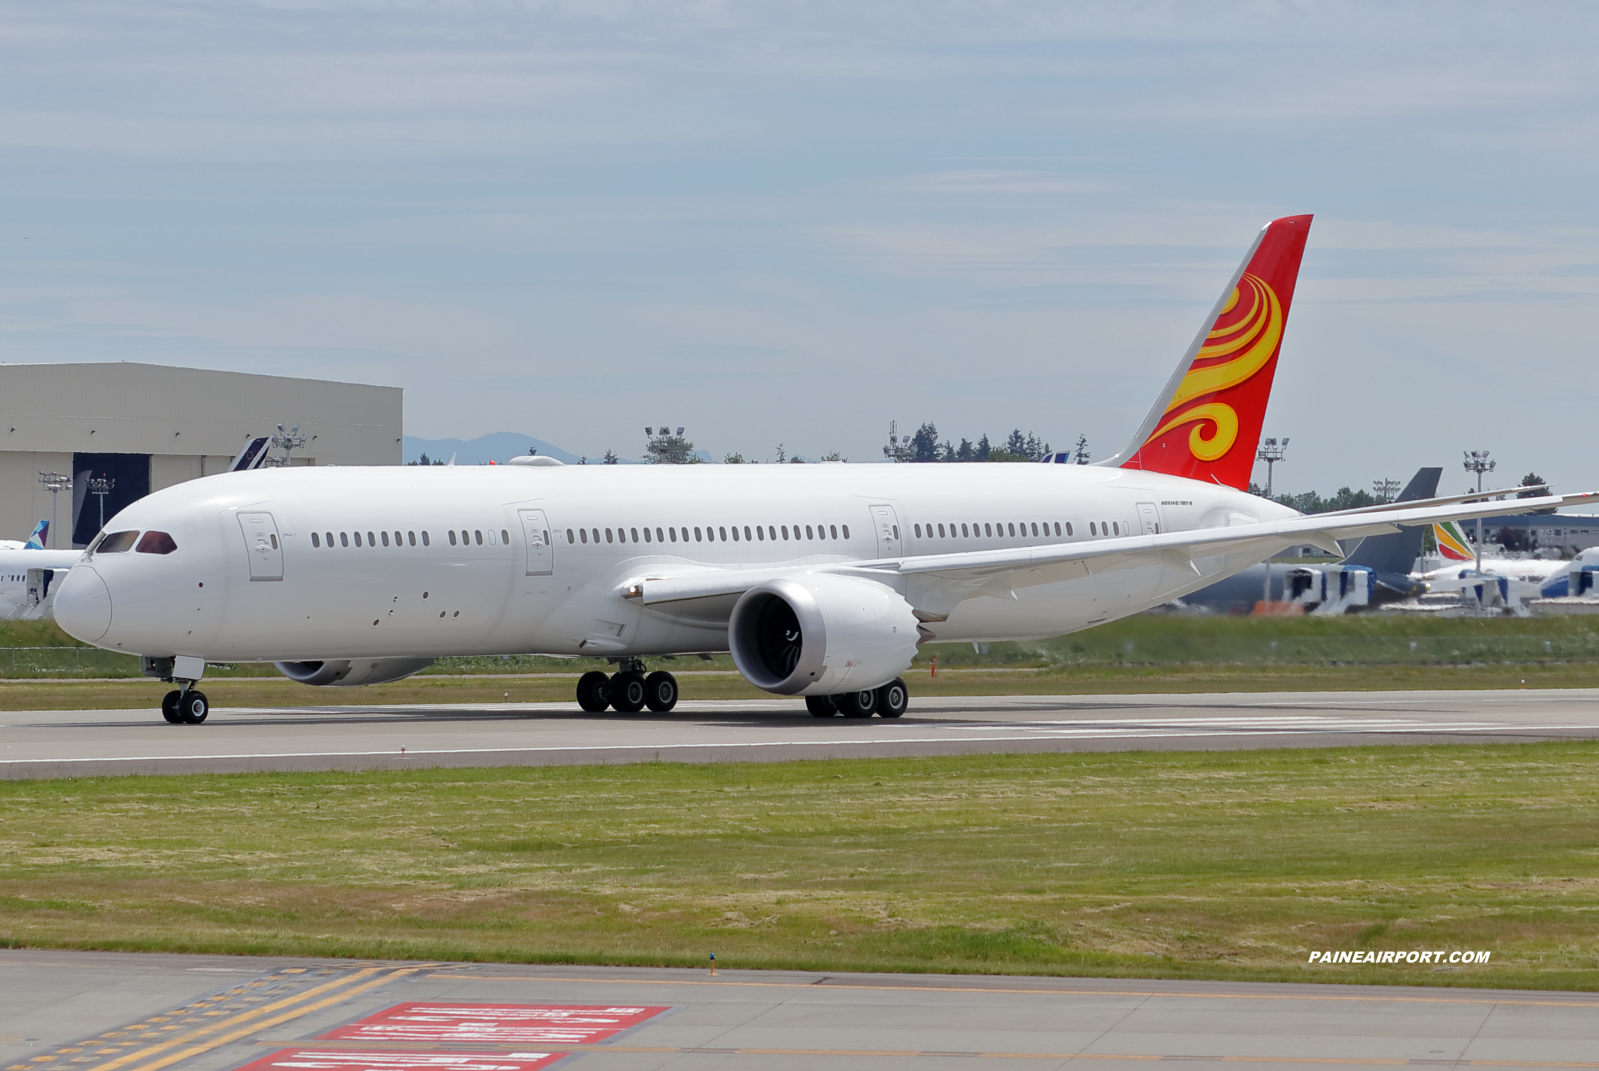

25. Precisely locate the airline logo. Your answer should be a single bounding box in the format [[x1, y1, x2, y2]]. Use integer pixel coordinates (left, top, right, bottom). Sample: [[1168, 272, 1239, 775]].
[[1434, 521, 1474, 561], [1144, 271, 1283, 465], [1121, 214, 1311, 490]]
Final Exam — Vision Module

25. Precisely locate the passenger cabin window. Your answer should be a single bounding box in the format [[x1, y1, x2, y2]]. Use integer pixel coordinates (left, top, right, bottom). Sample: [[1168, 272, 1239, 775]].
[[475, 530, 483, 545], [97, 530, 139, 553], [326, 531, 335, 546], [381, 531, 390, 546], [311, 532, 321, 548], [340, 532, 349, 547], [449, 530, 457, 545], [136, 531, 178, 555], [354, 532, 363, 546], [502, 529, 510, 544]]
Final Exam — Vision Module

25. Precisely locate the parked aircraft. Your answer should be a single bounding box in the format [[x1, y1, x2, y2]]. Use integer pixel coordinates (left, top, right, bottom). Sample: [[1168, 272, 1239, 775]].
[[1423, 520, 1570, 586], [1178, 467, 1442, 613], [0, 520, 52, 551], [52, 214, 1596, 724], [0, 523, 82, 619]]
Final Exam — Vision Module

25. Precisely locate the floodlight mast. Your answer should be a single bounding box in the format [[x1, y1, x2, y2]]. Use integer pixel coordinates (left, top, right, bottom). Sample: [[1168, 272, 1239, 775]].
[[1463, 450, 1496, 573], [1256, 437, 1289, 499], [37, 471, 70, 548], [88, 475, 115, 531], [267, 423, 308, 467], [1254, 437, 1290, 606], [1373, 478, 1401, 503]]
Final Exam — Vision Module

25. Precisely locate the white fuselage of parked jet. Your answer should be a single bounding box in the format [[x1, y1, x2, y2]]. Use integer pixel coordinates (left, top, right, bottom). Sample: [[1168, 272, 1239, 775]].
[[57, 462, 1295, 664], [0, 549, 81, 620]]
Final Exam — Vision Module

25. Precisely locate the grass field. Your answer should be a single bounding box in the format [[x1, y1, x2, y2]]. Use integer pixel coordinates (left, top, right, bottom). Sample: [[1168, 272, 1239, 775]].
[[0, 611, 1593, 708], [5, 744, 1599, 989]]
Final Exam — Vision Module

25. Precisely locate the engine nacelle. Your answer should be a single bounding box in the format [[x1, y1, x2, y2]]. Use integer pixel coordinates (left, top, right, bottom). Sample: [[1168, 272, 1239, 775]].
[[728, 573, 919, 696], [274, 658, 436, 687]]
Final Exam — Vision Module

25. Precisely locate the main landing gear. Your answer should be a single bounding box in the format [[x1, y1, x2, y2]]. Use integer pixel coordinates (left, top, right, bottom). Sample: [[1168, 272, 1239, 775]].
[[805, 677, 909, 719], [576, 659, 678, 714], [161, 687, 209, 725]]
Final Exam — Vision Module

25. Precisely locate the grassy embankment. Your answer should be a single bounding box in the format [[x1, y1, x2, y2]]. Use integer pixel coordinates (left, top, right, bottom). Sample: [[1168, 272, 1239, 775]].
[[0, 613, 1594, 708], [5, 743, 1599, 988]]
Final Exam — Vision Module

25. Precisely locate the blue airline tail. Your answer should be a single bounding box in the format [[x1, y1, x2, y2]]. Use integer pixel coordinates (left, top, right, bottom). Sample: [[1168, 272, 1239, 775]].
[[24, 520, 48, 550]]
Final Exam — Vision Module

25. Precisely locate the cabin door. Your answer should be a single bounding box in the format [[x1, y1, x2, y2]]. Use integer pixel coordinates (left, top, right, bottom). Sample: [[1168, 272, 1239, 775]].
[[519, 509, 554, 575], [237, 511, 284, 580], [869, 504, 902, 559]]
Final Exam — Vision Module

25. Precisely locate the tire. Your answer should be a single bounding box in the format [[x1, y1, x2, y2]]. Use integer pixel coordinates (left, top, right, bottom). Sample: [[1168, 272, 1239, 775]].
[[643, 671, 678, 713], [161, 690, 183, 724], [837, 689, 877, 718], [875, 678, 908, 718], [609, 671, 646, 713], [805, 694, 838, 718], [576, 670, 611, 712], [179, 690, 209, 724]]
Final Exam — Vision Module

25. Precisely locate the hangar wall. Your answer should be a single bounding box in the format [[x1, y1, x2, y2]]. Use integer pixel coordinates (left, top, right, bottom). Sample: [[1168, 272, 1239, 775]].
[[0, 363, 402, 546]]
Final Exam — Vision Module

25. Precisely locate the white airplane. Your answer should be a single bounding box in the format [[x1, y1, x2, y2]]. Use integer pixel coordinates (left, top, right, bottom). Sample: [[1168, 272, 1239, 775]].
[[53, 214, 1596, 724]]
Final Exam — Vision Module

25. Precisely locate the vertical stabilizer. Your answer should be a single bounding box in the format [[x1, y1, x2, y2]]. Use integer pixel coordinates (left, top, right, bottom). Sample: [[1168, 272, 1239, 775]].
[[1111, 214, 1312, 489], [24, 520, 48, 550], [1434, 520, 1475, 562]]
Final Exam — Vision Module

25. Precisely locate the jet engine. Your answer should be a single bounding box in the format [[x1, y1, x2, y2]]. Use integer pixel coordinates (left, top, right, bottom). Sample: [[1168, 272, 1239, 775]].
[[274, 658, 437, 687], [728, 573, 920, 696]]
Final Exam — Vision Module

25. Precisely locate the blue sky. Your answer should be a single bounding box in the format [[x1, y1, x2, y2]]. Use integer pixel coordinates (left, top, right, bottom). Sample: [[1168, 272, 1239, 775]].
[[2, 2, 1597, 494]]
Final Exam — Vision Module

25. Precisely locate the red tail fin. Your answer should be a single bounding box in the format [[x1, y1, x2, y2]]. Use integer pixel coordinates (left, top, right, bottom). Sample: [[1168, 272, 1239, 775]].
[[1117, 214, 1312, 489]]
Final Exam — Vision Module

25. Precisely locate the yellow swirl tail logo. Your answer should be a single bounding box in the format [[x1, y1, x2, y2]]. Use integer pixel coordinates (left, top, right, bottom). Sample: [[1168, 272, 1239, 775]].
[[1143, 271, 1284, 463]]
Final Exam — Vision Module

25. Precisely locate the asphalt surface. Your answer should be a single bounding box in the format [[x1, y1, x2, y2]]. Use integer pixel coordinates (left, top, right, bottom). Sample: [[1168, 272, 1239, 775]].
[[6, 950, 1599, 1070], [2, 688, 1599, 778]]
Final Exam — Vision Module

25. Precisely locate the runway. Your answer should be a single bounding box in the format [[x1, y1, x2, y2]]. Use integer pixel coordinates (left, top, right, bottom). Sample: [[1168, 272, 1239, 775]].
[[7, 950, 1599, 1070], [2, 688, 1598, 778]]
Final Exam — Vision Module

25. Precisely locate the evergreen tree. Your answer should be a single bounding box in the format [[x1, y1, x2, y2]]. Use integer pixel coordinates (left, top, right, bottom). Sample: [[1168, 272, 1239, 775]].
[[956, 438, 975, 462], [1004, 428, 1027, 456], [976, 433, 991, 461], [602, 449, 619, 465], [724, 452, 746, 464], [910, 422, 941, 462]]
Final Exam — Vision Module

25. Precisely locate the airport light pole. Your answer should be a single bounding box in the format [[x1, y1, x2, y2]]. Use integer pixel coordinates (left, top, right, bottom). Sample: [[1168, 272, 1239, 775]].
[[37, 471, 70, 548], [1373, 478, 1401, 503], [1257, 437, 1289, 499], [88, 476, 115, 531], [269, 423, 308, 467], [1463, 450, 1496, 573]]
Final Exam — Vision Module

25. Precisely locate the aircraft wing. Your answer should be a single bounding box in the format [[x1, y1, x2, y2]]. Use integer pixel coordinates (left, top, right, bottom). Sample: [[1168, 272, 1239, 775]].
[[636, 491, 1596, 617]]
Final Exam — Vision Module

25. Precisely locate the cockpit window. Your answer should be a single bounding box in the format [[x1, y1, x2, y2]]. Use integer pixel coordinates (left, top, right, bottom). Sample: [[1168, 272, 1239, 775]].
[[136, 531, 178, 555], [97, 530, 139, 554]]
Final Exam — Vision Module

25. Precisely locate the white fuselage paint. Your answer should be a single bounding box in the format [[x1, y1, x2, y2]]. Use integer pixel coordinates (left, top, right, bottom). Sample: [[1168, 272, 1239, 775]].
[[57, 464, 1296, 665]]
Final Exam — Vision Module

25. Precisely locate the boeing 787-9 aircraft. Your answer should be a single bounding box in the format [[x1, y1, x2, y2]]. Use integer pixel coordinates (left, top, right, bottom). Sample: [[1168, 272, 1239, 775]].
[[53, 214, 1595, 723]]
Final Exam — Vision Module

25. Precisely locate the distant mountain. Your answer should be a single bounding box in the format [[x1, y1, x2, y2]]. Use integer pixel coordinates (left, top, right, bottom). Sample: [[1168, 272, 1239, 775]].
[[404, 432, 597, 466]]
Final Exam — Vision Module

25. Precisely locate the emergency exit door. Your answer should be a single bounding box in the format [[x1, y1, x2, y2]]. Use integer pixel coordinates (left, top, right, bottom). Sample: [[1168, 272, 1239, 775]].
[[1136, 502, 1161, 536], [237, 512, 283, 581], [519, 509, 554, 575]]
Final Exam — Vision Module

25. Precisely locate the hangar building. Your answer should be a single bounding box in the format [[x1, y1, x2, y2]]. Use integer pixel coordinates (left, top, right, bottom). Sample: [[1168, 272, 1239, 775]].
[[0, 363, 402, 547]]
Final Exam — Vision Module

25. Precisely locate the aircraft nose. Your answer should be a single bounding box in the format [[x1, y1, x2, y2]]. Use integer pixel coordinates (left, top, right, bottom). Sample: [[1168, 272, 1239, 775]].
[[56, 566, 112, 642]]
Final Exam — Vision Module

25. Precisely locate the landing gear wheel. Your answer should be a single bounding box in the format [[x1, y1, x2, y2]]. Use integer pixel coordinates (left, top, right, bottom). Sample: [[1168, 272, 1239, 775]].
[[837, 689, 877, 718], [576, 671, 611, 712], [875, 678, 908, 718], [161, 690, 183, 724], [609, 671, 646, 713], [643, 671, 679, 713], [805, 695, 838, 718], [178, 690, 209, 724]]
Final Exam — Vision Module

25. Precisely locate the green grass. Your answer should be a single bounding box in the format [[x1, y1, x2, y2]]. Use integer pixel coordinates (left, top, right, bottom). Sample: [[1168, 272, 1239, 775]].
[[5, 745, 1599, 988]]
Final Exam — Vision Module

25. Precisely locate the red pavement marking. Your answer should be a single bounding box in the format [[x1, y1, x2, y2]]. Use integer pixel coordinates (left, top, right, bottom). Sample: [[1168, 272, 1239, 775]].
[[231, 1051, 565, 1071], [317, 1004, 671, 1045]]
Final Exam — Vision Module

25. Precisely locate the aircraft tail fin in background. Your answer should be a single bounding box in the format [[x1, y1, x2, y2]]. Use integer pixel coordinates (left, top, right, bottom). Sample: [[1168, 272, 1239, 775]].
[[24, 520, 47, 550], [1110, 214, 1313, 489], [1342, 467, 1443, 574], [1434, 519, 1476, 562]]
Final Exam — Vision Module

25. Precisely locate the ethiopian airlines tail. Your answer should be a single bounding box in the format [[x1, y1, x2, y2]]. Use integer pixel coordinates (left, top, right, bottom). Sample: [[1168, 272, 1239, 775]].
[[1110, 214, 1313, 489]]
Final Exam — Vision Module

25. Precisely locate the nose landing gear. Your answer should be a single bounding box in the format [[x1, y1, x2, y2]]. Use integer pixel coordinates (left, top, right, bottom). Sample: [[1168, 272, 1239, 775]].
[[574, 659, 679, 714]]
